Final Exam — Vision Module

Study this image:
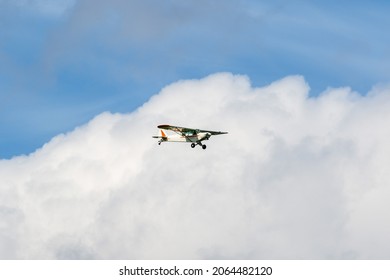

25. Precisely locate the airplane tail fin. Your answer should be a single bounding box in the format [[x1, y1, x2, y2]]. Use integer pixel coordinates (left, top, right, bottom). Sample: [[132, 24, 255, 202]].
[[152, 130, 168, 140]]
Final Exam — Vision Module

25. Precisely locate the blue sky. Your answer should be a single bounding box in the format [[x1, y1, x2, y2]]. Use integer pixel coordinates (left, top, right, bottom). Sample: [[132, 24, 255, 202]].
[[1, 0, 390, 158]]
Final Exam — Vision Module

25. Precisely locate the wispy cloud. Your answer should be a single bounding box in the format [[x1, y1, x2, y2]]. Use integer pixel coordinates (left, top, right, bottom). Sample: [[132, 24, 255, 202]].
[[5, 0, 76, 17]]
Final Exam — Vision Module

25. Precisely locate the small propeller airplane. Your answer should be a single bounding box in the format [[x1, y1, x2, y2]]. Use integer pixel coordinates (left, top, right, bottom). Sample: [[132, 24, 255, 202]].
[[153, 124, 228, 149]]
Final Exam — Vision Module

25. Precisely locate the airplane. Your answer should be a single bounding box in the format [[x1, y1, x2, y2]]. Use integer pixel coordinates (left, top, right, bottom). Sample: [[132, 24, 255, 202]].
[[153, 124, 228, 149]]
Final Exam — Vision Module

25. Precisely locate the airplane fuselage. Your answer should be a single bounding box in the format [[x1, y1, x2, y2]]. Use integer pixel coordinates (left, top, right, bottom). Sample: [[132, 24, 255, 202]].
[[162, 132, 209, 143]]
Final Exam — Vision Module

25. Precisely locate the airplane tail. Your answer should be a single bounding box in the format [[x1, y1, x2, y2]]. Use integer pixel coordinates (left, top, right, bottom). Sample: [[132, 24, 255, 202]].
[[152, 130, 168, 141]]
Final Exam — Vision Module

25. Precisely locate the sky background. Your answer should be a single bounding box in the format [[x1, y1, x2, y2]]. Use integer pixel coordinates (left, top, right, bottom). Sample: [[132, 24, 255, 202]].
[[1, 0, 390, 158], [2, 0, 390, 260]]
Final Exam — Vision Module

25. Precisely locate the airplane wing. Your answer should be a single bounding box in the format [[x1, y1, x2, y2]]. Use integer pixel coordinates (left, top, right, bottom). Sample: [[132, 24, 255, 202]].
[[157, 124, 227, 135], [197, 129, 228, 135], [157, 124, 195, 135]]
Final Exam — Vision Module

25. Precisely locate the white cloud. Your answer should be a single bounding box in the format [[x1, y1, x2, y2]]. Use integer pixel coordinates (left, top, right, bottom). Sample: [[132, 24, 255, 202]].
[[1, 73, 390, 259]]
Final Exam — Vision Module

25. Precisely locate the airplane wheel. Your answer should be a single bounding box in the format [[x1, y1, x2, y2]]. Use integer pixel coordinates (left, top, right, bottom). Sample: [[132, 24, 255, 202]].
[[158, 142, 161, 145], [202, 144, 207, 150], [191, 143, 196, 148]]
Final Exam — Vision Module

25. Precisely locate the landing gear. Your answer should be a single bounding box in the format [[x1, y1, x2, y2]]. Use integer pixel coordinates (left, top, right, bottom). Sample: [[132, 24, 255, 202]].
[[190, 142, 207, 150]]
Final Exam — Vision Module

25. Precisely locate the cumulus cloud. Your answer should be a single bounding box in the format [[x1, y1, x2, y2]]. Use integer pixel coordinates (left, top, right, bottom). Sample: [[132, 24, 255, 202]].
[[1, 73, 390, 259]]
